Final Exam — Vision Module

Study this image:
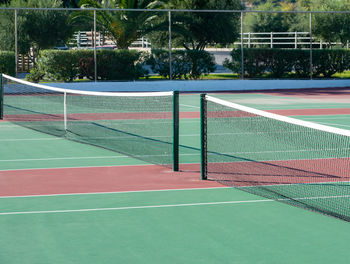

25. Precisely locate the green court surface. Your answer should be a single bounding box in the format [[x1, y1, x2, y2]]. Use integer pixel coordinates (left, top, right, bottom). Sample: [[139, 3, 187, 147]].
[[1, 188, 350, 264], [1, 92, 350, 263]]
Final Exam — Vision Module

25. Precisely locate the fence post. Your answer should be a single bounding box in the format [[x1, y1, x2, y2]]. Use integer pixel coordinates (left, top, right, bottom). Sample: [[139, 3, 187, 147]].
[[168, 11, 172, 81], [270, 32, 273, 48], [14, 9, 18, 78], [241, 11, 244, 80], [309, 13, 313, 80], [294, 32, 297, 49], [93, 10, 97, 82], [248, 32, 251, 48]]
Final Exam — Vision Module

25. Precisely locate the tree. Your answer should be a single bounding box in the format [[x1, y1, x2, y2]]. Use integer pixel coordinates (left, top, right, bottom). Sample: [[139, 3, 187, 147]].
[[310, 0, 350, 47], [245, 0, 296, 6], [0, 0, 74, 63], [245, 0, 292, 32], [148, 0, 243, 50], [61, 0, 81, 8], [70, 0, 164, 49], [295, 0, 312, 10]]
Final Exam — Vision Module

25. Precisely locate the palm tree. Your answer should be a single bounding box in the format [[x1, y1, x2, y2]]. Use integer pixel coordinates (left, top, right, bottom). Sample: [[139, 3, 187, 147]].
[[70, 0, 164, 49]]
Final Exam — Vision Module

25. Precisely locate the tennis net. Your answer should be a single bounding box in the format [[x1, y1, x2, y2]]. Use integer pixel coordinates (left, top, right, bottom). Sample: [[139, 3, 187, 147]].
[[0, 74, 179, 169], [200, 94, 350, 221]]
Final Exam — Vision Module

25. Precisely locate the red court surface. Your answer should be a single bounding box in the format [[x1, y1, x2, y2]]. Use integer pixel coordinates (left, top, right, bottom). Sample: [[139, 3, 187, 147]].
[[207, 158, 350, 187], [0, 164, 222, 197]]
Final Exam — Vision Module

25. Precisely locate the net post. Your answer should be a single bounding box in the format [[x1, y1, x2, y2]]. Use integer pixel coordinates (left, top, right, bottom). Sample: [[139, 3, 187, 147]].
[[200, 93, 207, 180], [172, 91, 179, 171], [0, 73, 3, 120], [63, 92, 67, 131]]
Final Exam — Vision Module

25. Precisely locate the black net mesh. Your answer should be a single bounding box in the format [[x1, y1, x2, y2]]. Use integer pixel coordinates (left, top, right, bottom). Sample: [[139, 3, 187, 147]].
[[205, 96, 350, 221], [2, 76, 173, 167], [65, 94, 173, 166]]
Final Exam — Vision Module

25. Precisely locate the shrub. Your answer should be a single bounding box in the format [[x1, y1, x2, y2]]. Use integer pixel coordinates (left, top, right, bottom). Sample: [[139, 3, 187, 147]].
[[224, 48, 350, 78], [97, 49, 147, 81], [31, 49, 146, 82], [312, 49, 349, 78], [147, 49, 216, 80], [266, 49, 295, 78], [0, 51, 15, 76], [26, 67, 45, 83], [147, 49, 190, 79], [293, 50, 310, 78], [187, 50, 216, 79], [37, 50, 80, 82], [223, 49, 266, 78]]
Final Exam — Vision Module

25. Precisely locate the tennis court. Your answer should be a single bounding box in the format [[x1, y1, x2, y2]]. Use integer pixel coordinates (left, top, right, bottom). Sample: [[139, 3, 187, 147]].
[[1, 81, 350, 263]]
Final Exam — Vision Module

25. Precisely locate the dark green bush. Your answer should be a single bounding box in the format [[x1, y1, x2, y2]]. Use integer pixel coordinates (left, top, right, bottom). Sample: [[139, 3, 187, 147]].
[[97, 50, 147, 81], [36, 50, 80, 82], [147, 49, 190, 79], [0, 51, 15, 76], [312, 49, 349, 78], [77, 50, 148, 80], [223, 49, 266, 77], [293, 50, 310, 78], [224, 48, 350, 78], [26, 67, 45, 83], [187, 50, 216, 79], [267, 49, 295, 78], [147, 49, 216, 80], [30, 49, 146, 82]]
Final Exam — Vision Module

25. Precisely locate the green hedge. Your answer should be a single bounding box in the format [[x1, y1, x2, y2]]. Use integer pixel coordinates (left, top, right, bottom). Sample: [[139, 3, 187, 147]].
[[0, 51, 15, 76], [223, 48, 350, 78], [27, 49, 147, 82], [27, 49, 216, 81], [147, 49, 216, 80]]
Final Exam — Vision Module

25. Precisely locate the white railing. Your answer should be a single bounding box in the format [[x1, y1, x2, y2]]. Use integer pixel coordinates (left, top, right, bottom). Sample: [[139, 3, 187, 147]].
[[236, 32, 350, 49], [70, 31, 349, 50], [69, 31, 152, 49]]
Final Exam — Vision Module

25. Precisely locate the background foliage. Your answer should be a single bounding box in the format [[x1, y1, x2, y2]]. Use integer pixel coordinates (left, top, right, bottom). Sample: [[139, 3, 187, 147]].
[[224, 48, 350, 78]]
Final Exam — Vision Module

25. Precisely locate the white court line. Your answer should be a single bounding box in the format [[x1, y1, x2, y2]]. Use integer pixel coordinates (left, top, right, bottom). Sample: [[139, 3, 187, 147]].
[[0, 148, 347, 164], [0, 156, 128, 162], [0, 199, 274, 216], [316, 122, 350, 128], [0, 151, 203, 163], [0, 160, 198, 173], [0, 134, 198, 143], [239, 180, 350, 189], [299, 121, 350, 129], [0, 163, 155, 172], [180, 104, 200, 109], [250, 105, 350, 110], [210, 147, 350, 156], [299, 116, 350, 120], [180, 119, 199, 123], [0, 187, 228, 199], [1, 194, 350, 216], [0, 138, 63, 142]]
